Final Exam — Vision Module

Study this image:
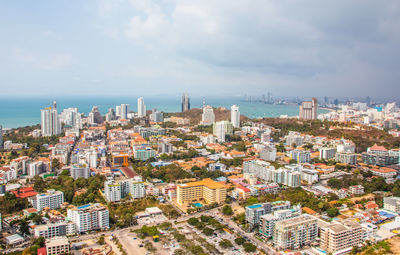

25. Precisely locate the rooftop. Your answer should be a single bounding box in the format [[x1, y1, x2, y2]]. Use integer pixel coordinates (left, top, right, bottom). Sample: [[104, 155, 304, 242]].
[[177, 178, 226, 189]]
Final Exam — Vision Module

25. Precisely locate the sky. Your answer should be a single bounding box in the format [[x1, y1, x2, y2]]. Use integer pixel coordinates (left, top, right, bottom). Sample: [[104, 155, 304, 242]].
[[0, 0, 399, 99]]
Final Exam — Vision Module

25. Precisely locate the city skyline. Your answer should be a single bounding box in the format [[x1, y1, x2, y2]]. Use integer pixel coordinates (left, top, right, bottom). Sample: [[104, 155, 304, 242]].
[[0, 1, 400, 98]]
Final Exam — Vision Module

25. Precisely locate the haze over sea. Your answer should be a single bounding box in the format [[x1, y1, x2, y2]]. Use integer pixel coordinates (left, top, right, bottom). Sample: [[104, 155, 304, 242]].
[[0, 96, 328, 129]]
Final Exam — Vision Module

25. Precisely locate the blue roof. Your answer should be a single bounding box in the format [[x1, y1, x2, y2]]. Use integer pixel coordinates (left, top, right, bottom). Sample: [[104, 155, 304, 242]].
[[378, 210, 397, 218], [248, 204, 262, 209], [77, 204, 91, 210]]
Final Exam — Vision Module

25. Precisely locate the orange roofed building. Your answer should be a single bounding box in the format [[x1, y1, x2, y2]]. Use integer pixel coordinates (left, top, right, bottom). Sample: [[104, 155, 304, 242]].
[[176, 178, 227, 206]]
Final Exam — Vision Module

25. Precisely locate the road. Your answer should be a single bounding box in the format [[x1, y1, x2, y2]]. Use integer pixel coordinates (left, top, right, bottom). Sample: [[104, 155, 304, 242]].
[[1, 206, 274, 255]]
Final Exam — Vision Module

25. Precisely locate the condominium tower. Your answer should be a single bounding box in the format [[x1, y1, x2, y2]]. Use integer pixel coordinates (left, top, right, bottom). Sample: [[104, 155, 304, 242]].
[[137, 97, 146, 117], [201, 106, 215, 125], [273, 215, 318, 250], [29, 189, 64, 211], [41, 104, 61, 136], [67, 203, 109, 233], [231, 105, 240, 128]]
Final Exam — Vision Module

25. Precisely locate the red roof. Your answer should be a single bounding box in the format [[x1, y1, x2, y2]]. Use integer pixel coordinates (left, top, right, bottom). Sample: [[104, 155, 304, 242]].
[[11, 187, 38, 198], [236, 185, 251, 193], [37, 247, 46, 255], [369, 144, 388, 152], [120, 167, 138, 178]]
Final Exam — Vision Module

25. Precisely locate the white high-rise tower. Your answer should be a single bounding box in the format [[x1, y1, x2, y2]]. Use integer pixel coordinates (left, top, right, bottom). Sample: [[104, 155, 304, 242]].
[[138, 97, 146, 117], [231, 105, 240, 128], [120, 104, 129, 120], [41, 103, 61, 136]]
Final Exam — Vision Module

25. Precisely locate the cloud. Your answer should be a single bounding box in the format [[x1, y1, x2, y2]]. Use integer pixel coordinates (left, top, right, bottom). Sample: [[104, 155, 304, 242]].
[[1, 0, 400, 98], [13, 48, 73, 71]]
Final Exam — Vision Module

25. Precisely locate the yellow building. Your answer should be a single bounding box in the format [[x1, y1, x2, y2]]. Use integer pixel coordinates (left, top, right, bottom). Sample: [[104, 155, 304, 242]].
[[176, 178, 227, 205]]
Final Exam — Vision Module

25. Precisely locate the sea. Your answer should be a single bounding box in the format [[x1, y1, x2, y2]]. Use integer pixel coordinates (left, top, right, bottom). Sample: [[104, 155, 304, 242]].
[[0, 96, 328, 129]]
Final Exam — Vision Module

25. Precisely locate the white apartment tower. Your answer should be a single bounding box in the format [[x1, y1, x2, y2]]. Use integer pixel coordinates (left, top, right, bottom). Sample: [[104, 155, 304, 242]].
[[67, 203, 109, 233], [201, 106, 215, 125], [137, 97, 146, 117], [41, 104, 61, 137], [29, 189, 64, 211], [231, 105, 240, 128], [120, 104, 129, 120]]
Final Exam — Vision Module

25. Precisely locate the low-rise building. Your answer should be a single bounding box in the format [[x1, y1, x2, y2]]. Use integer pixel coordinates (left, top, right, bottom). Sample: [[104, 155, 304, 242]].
[[46, 237, 70, 255], [384, 196, 400, 213], [349, 185, 364, 195], [176, 178, 226, 206]]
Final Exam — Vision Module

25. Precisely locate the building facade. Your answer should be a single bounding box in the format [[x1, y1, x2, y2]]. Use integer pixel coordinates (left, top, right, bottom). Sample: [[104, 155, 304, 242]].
[[176, 178, 226, 206], [231, 104, 240, 128], [273, 215, 318, 250], [29, 190, 64, 211], [299, 98, 318, 120], [67, 203, 109, 233]]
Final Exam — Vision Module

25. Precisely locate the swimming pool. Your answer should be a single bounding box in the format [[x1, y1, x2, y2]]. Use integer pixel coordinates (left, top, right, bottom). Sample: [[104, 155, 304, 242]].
[[193, 203, 203, 208]]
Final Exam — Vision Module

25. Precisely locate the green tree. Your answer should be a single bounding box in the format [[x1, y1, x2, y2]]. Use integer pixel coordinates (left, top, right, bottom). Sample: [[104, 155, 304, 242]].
[[187, 217, 199, 226], [98, 235, 105, 245], [243, 242, 257, 252], [219, 239, 233, 249], [234, 237, 246, 246], [222, 205, 233, 215], [202, 227, 213, 236], [327, 207, 339, 217], [327, 178, 342, 189]]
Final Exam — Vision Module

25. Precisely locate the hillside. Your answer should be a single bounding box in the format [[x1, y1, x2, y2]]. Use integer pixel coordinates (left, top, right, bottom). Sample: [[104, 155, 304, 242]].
[[168, 107, 249, 125], [259, 118, 400, 152]]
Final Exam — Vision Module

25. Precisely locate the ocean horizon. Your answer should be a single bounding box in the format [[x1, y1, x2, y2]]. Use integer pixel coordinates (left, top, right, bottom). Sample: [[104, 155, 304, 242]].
[[0, 96, 328, 129]]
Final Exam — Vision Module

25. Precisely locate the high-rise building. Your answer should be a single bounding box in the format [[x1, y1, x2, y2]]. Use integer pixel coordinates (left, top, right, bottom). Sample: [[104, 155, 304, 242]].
[[201, 106, 215, 125], [213, 121, 233, 142], [88, 106, 103, 124], [29, 189, 64, 211], [104, 177, 145, 202], [137, 97, 146, 117], [182, 93, 190, 112], [67, 203, 109, 233], [231, 105, 240, 128], [105, 108, 116, 122], [320, 220, 363, 253], [70, 166, 90, 180], [259, 205, 302, 239], [41, 104, 61, 137], [120, 104, 129, 120], [245, 201, 291, 229], [150, 109, 164, 122], [273, 215, 318, 250], [319, 147, 336, 160], [115, 105, 121, 117], [59, 108, 82, 130], [299, 98, 318, 120], [0, 125, 3, 149]]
